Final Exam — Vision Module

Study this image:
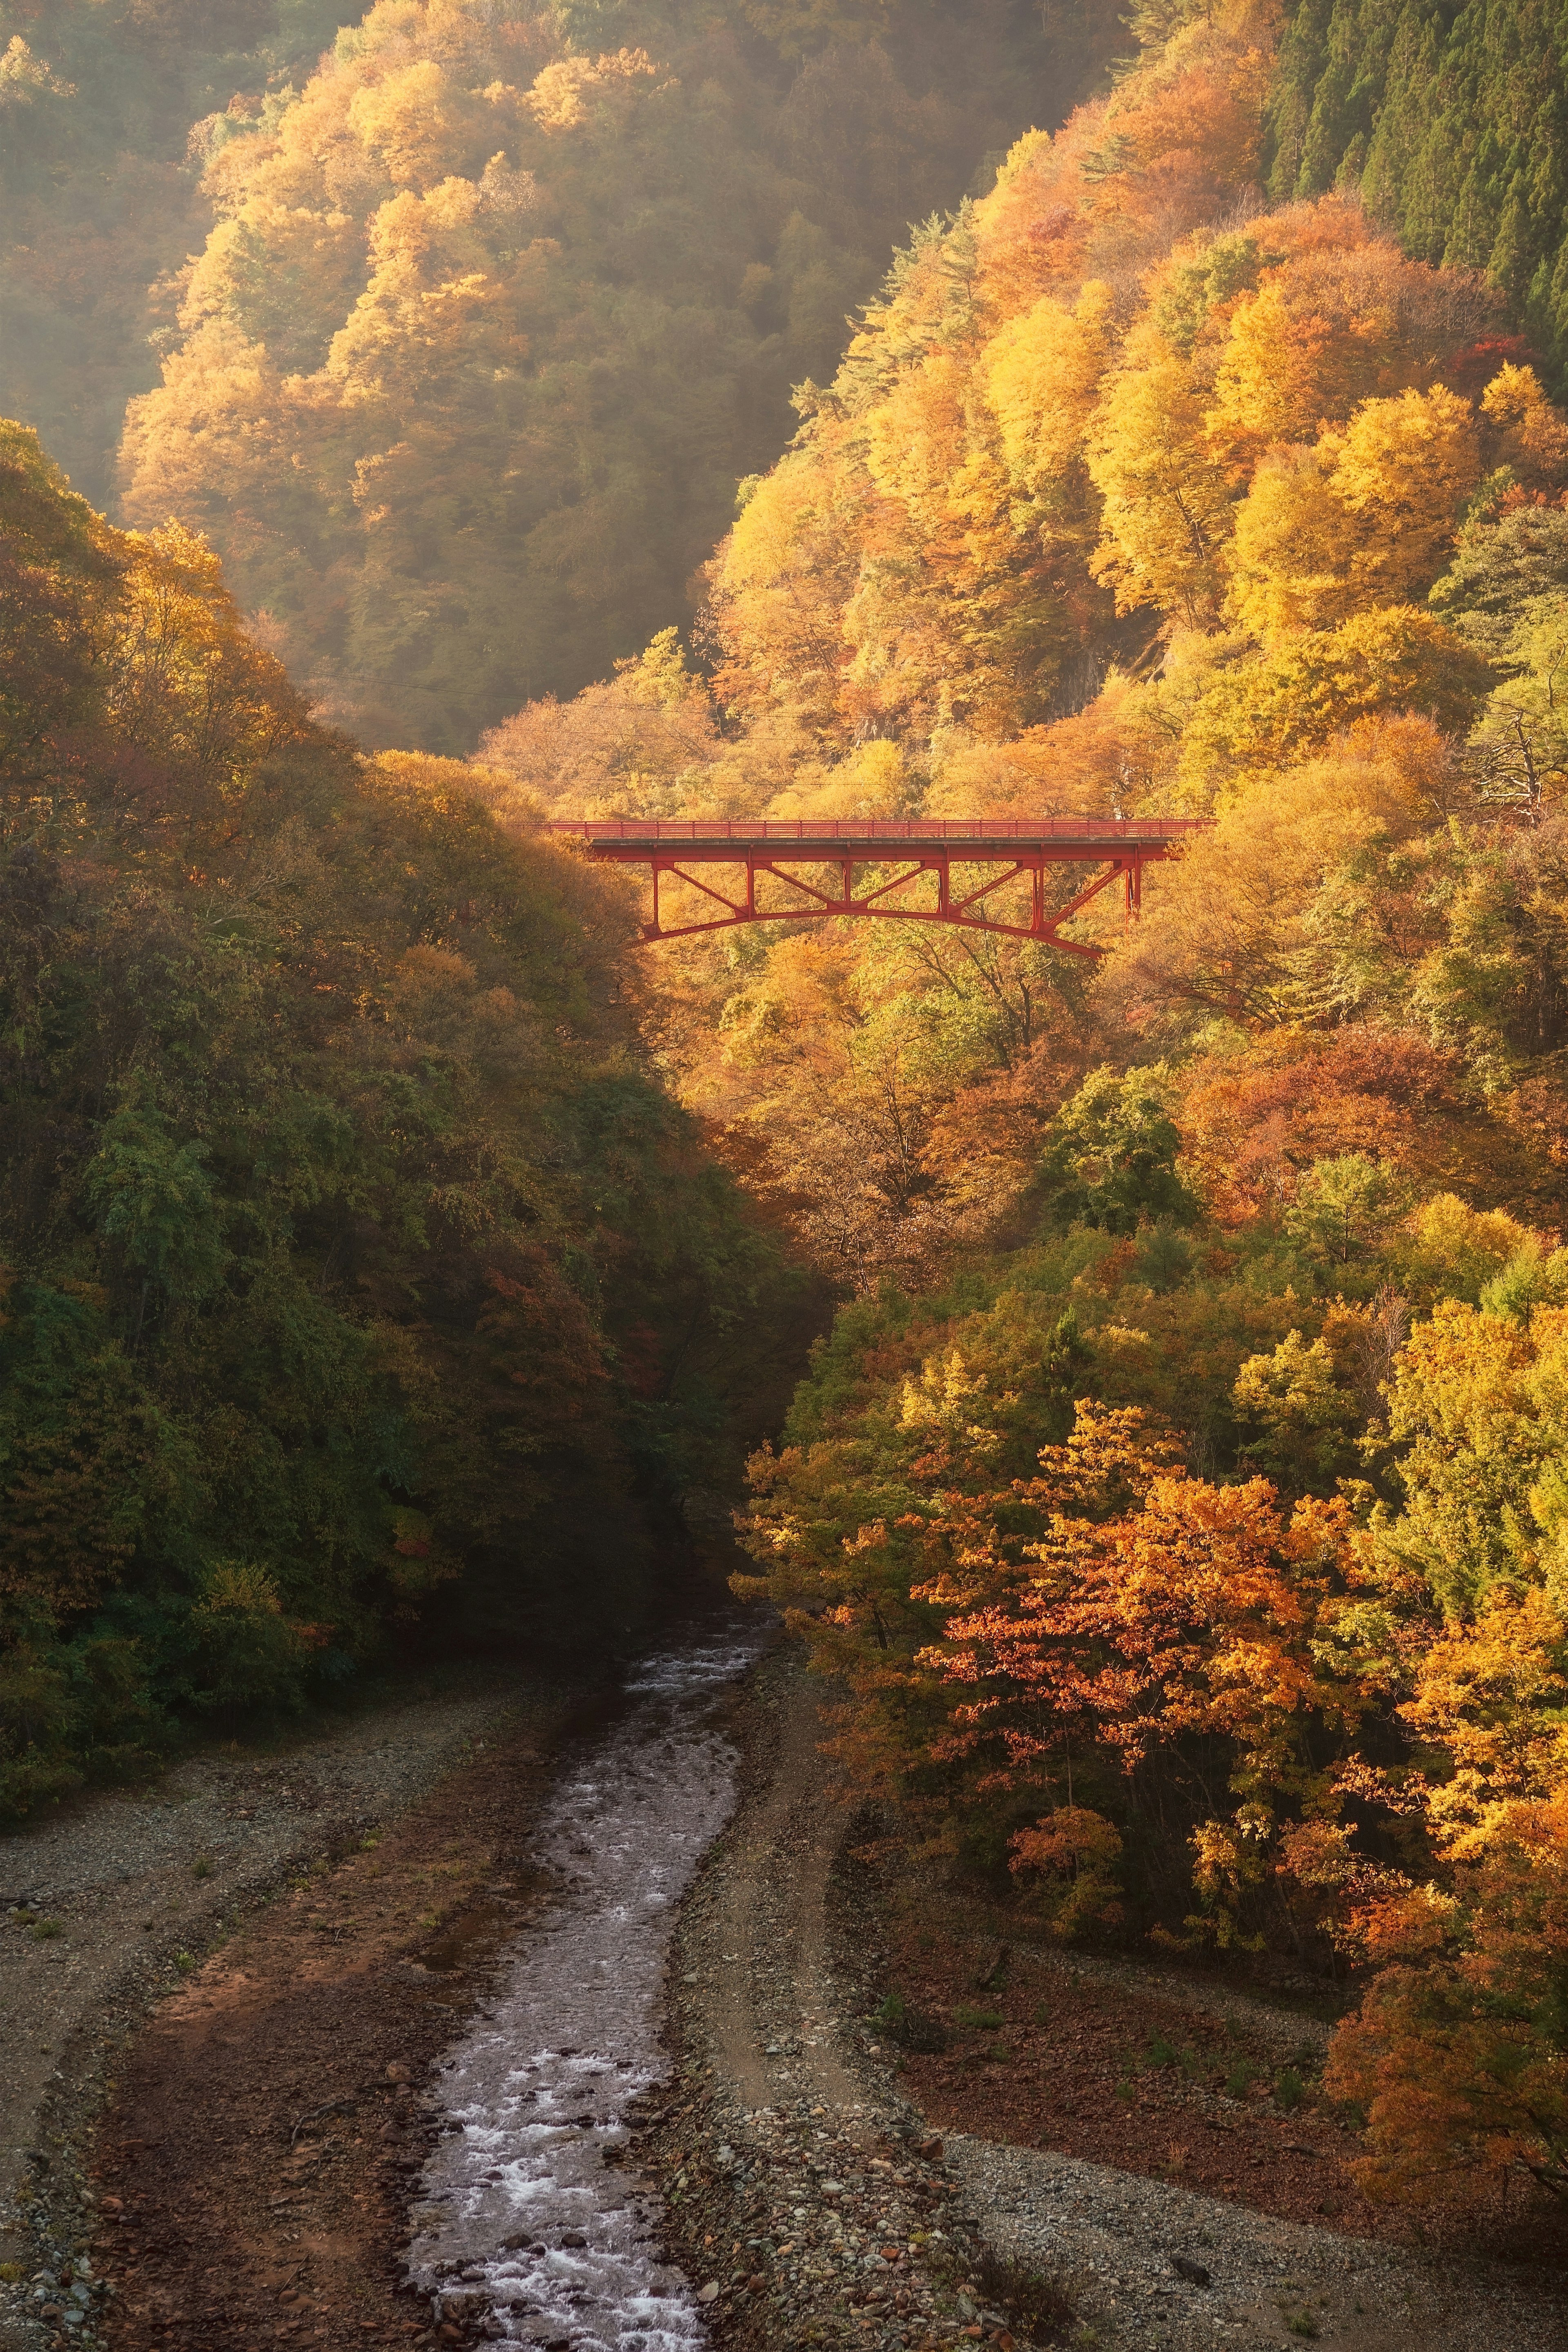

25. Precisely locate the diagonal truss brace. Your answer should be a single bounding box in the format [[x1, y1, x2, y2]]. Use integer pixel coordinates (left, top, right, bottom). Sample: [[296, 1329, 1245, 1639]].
[[644, 851, 1146, 955]]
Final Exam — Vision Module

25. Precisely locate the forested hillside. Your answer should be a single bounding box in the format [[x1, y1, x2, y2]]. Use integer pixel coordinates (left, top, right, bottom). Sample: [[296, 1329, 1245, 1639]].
[[0, 0, 356, 507], [1267, 0, 1568, 372], [0, 421, 813, 1819], [14, 0, 1568, 2224], [466, 0, 1568, 2210], [109, 0, 1116, 748], [489, 0, 1568, 1287]]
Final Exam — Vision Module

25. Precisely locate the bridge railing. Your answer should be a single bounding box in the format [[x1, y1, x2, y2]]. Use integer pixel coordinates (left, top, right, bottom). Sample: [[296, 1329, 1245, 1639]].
[[548, 815, 1206, 845]]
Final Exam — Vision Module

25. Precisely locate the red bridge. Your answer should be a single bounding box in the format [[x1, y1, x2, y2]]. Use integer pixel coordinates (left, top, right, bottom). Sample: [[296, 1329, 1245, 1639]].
[[550, 816, 1207, 956]]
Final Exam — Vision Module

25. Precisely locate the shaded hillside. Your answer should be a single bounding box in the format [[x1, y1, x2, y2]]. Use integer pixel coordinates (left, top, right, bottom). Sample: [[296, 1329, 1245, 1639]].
[[0, 0, 359, 507], [0, 419, 813, 1817]]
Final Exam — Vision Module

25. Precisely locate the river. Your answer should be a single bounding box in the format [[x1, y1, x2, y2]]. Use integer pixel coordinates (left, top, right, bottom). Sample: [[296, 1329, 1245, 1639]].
[[405, 1622, 764, 2347]]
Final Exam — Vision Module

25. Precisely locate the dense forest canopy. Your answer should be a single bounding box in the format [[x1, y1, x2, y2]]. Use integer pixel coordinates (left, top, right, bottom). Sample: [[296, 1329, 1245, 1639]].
[[95, 0, 1119, 747], [483, 0, 1568, 1293], [0, 419, 814, 1819], [1267, 0, 1568, 373]]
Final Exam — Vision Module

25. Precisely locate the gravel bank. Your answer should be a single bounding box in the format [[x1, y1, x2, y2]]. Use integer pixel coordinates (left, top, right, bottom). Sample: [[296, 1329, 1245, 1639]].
[[946, 2133, 1568, 2352], [636, 1644, 966, 2350], [0, 1676, 523, 2351], [13, 1640, 1566, 2352], [643, 1644, 1568, 2352]]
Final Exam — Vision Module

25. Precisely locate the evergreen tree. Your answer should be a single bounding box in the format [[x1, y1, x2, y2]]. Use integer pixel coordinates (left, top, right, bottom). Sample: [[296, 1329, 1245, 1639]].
[[1267, 0, 1568, 376]]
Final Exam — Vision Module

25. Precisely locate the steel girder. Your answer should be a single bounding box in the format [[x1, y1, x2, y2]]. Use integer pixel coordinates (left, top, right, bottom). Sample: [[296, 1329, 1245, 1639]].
[[548, 817, 1206, 953]]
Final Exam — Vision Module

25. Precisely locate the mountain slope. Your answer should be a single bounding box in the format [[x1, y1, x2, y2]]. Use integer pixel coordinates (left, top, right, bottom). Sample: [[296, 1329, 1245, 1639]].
[[111, 0, 1116, 748], [1267, 0, 1568, 374], [0, 418, 808, 1813]]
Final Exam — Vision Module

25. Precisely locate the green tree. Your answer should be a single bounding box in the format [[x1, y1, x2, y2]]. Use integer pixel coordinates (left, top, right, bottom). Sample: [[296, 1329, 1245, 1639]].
[[1283, 1154, 1409, 1283], [1232, 1328, 1358, 1488], [1265, 0, 1568, 369], [1038, 1067, 1198, 1235]]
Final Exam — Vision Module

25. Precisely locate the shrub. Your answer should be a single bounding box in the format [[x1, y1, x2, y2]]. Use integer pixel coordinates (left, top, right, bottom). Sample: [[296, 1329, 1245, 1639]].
[[873, 1990, 949, 2053]]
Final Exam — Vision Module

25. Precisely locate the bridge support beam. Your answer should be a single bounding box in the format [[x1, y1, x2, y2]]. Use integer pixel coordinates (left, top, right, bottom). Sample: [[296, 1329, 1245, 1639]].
[[628, 851, 1140, 952]]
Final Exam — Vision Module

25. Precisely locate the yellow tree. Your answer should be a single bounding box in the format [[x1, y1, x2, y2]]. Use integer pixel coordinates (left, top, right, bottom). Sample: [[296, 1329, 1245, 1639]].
[[706, 441, 869, 740], [1228, 385, 1482, 640], [982, 281, 1113, 498], [1088, 343, 1235, 624]]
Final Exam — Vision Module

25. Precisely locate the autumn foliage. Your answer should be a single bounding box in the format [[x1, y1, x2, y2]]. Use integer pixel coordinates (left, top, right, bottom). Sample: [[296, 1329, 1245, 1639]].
[[564, 10, 1568, 2227], [15, 0, 1568, 2232], [734, 1201, 1568, 2210], [94, 0, 1118, 749], [0, 421, 808, 1817]]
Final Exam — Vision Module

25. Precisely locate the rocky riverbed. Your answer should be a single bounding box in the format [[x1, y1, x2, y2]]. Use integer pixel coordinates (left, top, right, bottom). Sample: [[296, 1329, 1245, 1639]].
[[8, 1633, 1568, 2352], [0, 1674, 528, 2352], [405, 1627, 764, 2350]]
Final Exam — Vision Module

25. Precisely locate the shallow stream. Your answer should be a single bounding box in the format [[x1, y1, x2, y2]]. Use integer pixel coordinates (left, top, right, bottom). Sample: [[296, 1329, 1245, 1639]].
[[406, 1624, 763, 2347]]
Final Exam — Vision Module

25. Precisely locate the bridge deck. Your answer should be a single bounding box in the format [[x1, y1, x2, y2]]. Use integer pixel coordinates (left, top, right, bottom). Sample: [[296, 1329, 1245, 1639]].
[[549, 815, 1203, 856]]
